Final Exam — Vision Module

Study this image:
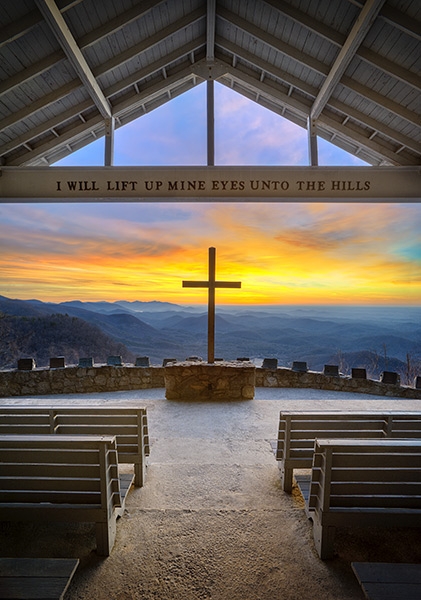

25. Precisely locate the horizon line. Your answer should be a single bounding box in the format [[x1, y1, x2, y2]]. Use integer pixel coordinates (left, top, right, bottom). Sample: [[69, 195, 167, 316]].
[[2, 295, 420, 309]]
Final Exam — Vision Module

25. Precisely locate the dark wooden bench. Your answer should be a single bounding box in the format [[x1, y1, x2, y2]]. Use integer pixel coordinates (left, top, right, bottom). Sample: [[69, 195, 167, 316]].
[[0, 557, 79, 600], [0, 406, 150, 487], [308, 438, 421, 559], [352, 562, 421, 600], [273, 410, 421, 493], [0, 434, 132, 556]]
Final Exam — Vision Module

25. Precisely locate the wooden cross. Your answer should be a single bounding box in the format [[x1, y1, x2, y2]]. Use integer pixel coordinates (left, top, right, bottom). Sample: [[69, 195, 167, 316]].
[[182, 247, 241, 363]]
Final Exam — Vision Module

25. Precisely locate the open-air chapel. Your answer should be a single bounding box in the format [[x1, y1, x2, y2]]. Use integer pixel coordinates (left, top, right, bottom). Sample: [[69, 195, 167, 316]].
[[0, 0, 420, 598]]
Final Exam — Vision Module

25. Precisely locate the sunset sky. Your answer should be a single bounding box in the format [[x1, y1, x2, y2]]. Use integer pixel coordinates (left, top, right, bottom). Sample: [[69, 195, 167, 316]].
[[1, 82, 420, 306]]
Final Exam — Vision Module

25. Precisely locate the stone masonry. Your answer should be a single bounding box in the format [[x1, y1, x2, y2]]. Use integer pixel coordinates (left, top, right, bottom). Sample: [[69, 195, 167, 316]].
[[0, 365, 165, 398], [0, 362, 420, 399], [164, 361, 256, 400]]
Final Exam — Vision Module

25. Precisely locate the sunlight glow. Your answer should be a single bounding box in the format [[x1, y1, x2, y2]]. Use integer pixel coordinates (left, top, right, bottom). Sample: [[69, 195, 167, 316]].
[[0, 84, 420, 306]]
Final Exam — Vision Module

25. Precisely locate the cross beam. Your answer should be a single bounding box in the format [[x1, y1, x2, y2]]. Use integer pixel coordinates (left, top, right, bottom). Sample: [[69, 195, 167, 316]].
[[183, 247, 241, 363]]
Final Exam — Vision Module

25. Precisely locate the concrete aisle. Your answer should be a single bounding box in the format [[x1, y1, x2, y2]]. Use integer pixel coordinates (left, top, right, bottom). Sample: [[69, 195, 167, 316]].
[[1, 389, 421, 599]]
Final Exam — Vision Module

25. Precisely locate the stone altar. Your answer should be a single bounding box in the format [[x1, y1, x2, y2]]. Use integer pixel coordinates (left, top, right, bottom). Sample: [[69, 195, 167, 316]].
[[164, 360, 256, 401]]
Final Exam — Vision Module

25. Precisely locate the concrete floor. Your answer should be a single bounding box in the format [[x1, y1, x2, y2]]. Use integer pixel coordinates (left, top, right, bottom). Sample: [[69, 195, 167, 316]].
[[1, 388, 421, 599]]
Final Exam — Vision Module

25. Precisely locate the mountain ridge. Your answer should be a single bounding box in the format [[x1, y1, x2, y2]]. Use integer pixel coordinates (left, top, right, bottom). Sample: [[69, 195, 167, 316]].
[[0, 296, 420, 383]]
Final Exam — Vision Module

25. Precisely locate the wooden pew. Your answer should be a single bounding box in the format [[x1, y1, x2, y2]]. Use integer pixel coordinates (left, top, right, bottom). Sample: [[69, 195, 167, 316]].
[[0, 558, 79, 600], [0, 434, 130, 556], [307, 438, 421, 559], [0, 406, 150, 487], [352, 562, 421, 600], [273, 410, 421, 493]]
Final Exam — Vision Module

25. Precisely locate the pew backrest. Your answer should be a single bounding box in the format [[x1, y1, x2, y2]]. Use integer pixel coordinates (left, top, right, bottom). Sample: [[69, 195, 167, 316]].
[[275, 410, 421, 492], [307, 438, 421, 559], [0, 406, 149, 487], [0, 434, 124, 555]]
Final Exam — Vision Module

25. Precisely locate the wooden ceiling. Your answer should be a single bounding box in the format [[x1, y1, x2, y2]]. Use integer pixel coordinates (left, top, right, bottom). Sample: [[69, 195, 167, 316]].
[[0, 0, 420, 167]]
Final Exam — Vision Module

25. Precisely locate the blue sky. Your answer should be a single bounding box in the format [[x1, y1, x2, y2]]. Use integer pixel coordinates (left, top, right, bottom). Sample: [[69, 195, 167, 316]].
[[1, 82, 420, 305], [55, 83, 367, 167]]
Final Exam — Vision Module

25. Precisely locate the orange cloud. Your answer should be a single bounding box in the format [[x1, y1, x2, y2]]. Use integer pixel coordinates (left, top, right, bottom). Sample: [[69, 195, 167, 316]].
[[0, 202, 420, 305]]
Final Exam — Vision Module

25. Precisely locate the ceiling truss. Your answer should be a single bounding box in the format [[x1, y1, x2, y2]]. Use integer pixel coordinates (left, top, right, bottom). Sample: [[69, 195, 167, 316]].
[[0, 0, 419, 168]]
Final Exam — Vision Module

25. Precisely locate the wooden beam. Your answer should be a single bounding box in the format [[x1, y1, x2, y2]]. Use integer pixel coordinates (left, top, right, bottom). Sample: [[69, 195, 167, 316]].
[[7, 71, 197, 166], [0, 51, 65, 97], [217, 6, 329, 77], [215, 41, 420, 155], [352, 0, 421, 40], [91, 8, 205, 81], [34, 0, 112, 118], [1, 166, 420, 201], [2, 54, 202, 164], [217, 7, 418, 126], [0, 38, 203, 142], [0, 80, 82, 133], [112, 70, 196, 120], [207, 80, 215, 166], [104, 117, 115, 167], [0, 0, 167, 97], [206, 0, 216, 61], [263, 0, 420, 91], [220, 65, 419, 165], [308, 117, 318, 166], [0, 0, 81, 48], [76, 0, 165, 50], [310, 0, 387, 120]]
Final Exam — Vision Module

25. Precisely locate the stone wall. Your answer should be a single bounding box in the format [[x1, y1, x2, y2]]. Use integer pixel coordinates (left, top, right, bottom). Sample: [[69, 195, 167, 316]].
[[0, 363, 420, 399], [164, 361, 256, 400], [0, 365, 165, 398], [255, 367, 421, 399]]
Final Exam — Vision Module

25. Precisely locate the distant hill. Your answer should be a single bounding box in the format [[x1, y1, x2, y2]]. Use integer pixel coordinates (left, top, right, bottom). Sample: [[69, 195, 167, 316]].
[[114, 300, 191, 312], [0, 296, 190, 365], [0, 312, 133, 369], [0, 296, 420, 384], [59, 299, 190, 314], [0, 295, 52, 317], [322, 350, 408, 380]]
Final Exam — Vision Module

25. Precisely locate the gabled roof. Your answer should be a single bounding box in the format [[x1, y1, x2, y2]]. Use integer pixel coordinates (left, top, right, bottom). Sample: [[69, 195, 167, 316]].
[[0, 0, 420, 168]]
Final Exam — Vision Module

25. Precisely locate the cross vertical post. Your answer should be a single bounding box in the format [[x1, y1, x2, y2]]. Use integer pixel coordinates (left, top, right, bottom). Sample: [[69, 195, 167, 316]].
[[182, 247, 241, 364], [208, 246, 216, 363]]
